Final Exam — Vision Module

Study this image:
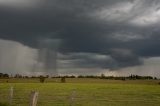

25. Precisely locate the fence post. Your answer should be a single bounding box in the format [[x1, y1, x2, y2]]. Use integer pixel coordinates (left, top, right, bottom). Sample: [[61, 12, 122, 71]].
[[9, 86, 13, 106], [29, 91, 39, 106], [70, 90, 76, 106]]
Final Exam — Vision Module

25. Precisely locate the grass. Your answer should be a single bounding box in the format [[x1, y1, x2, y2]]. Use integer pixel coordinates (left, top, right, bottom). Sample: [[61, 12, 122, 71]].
[[0, 103, 9, 106], [0, 78, 160, 106]]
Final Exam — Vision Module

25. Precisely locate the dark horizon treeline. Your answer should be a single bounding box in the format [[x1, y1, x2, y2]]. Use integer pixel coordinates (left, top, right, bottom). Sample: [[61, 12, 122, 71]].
[[0, 73, 159, 80], [76, 74, 157, 80]]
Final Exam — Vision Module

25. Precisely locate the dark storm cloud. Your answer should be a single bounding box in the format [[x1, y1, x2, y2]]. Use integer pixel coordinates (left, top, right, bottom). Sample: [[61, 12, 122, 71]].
[[0, 0, 160, 70], [109, 49, 143, 69], [58, 53, 114, 69]]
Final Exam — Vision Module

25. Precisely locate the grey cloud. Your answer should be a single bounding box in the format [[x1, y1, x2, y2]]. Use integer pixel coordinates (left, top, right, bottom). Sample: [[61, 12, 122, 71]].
[[58, 51, 142, 71], [58, 53, 113, 69], [0, 0, 160, 74], [109, 31, 147, 42], [91, 0, 160, 26], [109, 49, 143, 69]]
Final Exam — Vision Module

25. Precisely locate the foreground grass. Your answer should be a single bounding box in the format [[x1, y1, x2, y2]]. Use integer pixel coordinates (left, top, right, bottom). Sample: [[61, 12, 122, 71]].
[[0, 78, 160, 106]]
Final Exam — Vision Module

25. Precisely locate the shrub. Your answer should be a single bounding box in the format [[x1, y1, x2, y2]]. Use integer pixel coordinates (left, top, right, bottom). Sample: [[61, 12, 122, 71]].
[[61, 77, 66, 83], [39, 76, 45, 83], [122, 78, 126, 81]]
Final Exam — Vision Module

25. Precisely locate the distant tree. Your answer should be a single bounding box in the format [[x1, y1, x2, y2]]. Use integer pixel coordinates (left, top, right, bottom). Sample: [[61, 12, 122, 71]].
[[70, 75, 76, 78], [61, 77, 66, 83], [24, 76, 29, 78], [154, 77, 157, 80], [39, 76, 45, 83], [0, 73, 3, 77], [121, 77, 126, 81], [3, 74, 9, 78], [46, 75, 49, 78], [31, 76, 37, 78], [100, 73, 105, 79], [14, 74, 22, 78], [78, 75, 84, 78]]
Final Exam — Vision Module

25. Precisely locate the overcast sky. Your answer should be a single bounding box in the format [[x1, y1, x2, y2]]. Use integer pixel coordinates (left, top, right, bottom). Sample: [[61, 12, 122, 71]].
[[0, 0, 160, 77]]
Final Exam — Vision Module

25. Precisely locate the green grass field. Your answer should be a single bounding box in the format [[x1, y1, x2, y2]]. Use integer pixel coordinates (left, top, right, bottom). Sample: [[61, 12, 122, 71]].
[[0, 78, 160, 106]]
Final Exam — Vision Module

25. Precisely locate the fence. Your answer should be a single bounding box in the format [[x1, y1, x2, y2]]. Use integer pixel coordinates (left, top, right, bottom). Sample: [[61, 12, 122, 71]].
[[2, 88, 39, 106], [0, 87, 77, 106]]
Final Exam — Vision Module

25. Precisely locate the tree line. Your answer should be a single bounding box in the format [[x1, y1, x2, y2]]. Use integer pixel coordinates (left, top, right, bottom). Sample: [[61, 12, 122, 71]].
[[76, 74, 157, 80], [0, 73, 158, 80]]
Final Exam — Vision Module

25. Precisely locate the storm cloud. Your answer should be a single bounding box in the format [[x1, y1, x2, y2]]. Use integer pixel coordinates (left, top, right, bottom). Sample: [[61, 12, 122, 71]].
[[0, 0, 160, 76]]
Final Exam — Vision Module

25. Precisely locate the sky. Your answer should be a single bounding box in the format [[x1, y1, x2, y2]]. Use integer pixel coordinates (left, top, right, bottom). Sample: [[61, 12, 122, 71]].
[[0, 0, 160, 77]]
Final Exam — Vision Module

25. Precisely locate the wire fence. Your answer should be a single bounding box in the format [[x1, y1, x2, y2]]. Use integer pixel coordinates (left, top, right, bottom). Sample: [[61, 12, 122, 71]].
[[0, 87, 91, 106]]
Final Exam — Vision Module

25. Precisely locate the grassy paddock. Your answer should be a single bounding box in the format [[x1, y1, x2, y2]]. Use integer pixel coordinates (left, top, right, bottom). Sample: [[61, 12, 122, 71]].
[[0, 78, 160, 106]]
